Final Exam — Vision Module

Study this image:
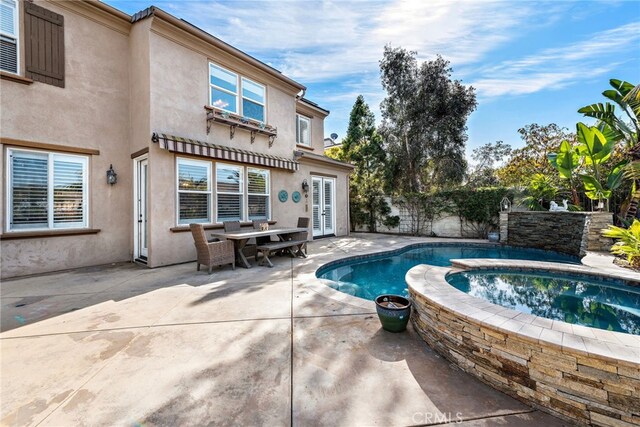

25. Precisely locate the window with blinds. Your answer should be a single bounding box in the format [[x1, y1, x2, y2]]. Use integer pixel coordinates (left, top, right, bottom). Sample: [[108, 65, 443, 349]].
[[8, 149, 87, 231], [216, 163, 243, 222], [0, 0, 18, 74], [247, 168, 269, 220], [177, 158, 211, 224]]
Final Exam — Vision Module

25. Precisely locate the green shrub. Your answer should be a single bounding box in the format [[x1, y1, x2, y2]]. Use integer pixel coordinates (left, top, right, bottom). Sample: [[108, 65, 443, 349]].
[[437, 187, 512, 238], [602, 219, 640, 268]]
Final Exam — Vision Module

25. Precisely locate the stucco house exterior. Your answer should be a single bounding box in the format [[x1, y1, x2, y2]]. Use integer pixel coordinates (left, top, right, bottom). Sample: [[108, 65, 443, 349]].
[[0, 0, 353, 278]]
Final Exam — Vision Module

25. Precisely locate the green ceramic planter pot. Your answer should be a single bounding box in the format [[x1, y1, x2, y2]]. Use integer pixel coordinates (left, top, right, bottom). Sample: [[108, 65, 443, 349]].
[[375, 295, 411, 332]]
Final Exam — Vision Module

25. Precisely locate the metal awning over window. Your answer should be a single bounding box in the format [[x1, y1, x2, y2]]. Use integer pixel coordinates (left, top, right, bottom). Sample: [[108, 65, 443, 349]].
[[152, 133, 299, 171]]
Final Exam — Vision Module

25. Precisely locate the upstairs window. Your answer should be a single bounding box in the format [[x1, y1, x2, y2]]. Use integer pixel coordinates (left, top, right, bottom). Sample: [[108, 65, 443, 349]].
[[210, 63, 238, 114], [209, 62, 266, 123], [241, 77, 265, 122], [0, 0, 18, 74], [177, 158, 211, 225], [296, 114, 311, 146], [7, 149, 88, 231]]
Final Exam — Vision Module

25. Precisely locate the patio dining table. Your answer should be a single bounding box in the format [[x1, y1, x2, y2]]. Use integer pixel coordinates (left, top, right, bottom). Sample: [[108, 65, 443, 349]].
[[210, 227, 308, 268]]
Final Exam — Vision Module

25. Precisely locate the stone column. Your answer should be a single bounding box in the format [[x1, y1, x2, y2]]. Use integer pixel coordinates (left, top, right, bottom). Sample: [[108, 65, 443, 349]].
[[586, 212, 614, 252], [499, 212, 509, 244]]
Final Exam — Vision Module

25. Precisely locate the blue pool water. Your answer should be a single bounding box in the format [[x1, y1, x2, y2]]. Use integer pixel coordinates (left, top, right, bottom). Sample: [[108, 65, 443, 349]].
[[447, 270, 640, 335], [316, 244, 578, 300]]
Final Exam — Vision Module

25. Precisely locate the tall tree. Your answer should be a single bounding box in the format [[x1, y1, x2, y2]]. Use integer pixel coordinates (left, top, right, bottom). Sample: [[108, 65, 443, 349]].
[[342, 95, 395, 232], [379, 47, 476, 194], [468, 141, 512, 188], [496, 123, 575, 188]]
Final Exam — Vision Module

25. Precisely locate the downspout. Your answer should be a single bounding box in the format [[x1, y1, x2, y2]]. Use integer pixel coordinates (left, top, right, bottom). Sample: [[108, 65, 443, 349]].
[[347, 174, 351, 236]]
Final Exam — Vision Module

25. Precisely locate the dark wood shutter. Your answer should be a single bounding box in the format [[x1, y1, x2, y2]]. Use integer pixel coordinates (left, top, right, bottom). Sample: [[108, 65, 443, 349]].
[[24, 2, 64, 87]]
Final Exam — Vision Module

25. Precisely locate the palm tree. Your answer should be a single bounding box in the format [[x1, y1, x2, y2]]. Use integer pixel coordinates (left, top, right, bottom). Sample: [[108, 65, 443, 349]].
[[579, 79, 639, 150], [579, 80, 639, 221]]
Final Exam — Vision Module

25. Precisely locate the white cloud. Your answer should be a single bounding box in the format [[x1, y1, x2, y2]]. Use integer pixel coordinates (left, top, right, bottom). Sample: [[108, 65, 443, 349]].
[[118, 0, 637, 143], [469, 22, 640, 98], [162, 0, 543, 83]]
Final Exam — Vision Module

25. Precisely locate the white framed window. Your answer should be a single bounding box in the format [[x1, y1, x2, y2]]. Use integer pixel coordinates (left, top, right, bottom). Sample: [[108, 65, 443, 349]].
[[0, 0, 19, 74], [241, 77, 265, 122], [177, 158, 211, 225], [216, 163, 243, 222], [7, 148, 88, 231], [247, 168, 270, 220], [209, 63, 238, 114], [209, 62, 267, 123], [296, 114, 311, 146]]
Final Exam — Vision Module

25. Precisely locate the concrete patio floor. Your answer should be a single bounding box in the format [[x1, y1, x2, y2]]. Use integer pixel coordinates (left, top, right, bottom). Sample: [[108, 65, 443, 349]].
[[0, 233, 609, 426]]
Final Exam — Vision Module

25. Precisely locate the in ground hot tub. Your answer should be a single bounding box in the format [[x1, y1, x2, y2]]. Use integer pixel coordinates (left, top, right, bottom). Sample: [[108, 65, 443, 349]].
[[447, 269, 640, 335], [407, 259, 640, 426]]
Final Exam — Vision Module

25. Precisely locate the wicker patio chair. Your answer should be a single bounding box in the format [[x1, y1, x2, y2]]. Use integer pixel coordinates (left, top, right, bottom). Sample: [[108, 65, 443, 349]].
[[223, 221, 257, 258], [190, 223, 235, 274], [223, 220, 241, 232]]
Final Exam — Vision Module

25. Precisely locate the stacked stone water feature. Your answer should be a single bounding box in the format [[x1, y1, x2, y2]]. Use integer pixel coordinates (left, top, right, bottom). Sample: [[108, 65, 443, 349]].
[[499, 212, 613, 257]]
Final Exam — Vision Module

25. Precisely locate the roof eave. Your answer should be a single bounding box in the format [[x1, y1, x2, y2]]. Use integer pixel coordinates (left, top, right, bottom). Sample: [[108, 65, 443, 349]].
[[294, 150, 355, 171], [85, 0, 131, 21], [299, 98, 330, 116], [131, 6, 306, 93]]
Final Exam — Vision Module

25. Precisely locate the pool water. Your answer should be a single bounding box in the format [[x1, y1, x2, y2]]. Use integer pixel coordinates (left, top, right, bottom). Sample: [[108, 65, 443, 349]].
[[317, 244, 578, 301], [447, 270, 640, 335]]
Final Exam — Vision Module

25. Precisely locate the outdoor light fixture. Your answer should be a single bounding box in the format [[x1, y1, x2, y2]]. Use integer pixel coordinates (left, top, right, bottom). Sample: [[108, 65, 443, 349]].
[[301, 179, 309, 194], [500, 196, 511, 212], [106, 164, 117, 185]]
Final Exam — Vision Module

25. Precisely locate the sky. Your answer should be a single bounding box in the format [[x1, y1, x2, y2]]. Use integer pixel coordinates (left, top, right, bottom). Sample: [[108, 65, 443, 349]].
[[105, 0, 640, 159]]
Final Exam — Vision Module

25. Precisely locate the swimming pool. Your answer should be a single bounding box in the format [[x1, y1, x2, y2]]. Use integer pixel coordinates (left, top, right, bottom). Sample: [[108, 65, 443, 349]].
[[316, 243, 579, 300], [447, 269, 640, 335]]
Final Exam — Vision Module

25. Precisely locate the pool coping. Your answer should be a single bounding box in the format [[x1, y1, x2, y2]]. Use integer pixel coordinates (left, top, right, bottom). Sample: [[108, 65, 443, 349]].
[[406, 259, 640, 366], [305, 241, 582, 313]]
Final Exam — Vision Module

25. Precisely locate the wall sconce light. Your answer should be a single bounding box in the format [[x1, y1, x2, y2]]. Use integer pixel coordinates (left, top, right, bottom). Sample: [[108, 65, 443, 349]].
[[301, 179, 309, 194], [106, 164, 117, 185]]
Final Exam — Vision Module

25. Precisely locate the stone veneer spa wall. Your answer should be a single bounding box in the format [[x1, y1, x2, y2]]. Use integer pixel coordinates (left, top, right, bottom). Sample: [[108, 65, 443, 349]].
[[407, 261, 640, 426]]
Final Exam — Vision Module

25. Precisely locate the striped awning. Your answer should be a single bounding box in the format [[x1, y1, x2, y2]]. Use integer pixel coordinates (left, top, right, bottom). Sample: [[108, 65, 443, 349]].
[[152, 133, 299, 171]]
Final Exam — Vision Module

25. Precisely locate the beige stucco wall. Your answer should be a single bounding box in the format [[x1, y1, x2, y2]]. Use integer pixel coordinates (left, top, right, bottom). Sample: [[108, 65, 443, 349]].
[[147, 29, 298, 158], [296, 102, 327, 153], [0, 1, 131, 278], [1, 6, 350, 275], [144, 26, 349, 267], [129, 18, 152, 154], [310, 114, 326, 152]]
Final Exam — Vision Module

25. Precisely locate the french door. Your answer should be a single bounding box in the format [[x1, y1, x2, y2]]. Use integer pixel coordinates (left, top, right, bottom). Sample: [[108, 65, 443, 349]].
[[311, 176, 335, 237], [134, 156, 148, 261]]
